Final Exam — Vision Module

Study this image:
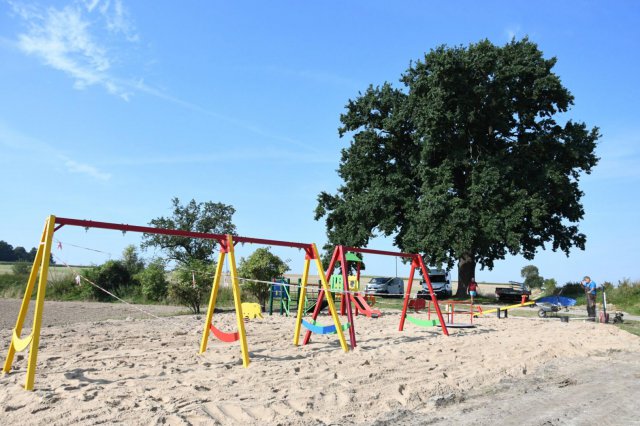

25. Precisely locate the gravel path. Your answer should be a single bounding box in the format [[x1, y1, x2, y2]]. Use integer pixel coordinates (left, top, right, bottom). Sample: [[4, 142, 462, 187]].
[[0, 298, 190, 330]]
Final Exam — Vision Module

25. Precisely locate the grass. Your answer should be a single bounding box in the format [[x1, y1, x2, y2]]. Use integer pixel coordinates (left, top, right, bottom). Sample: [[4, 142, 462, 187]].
[[2, 260, 639, 317], [615, 320, 640, 337]]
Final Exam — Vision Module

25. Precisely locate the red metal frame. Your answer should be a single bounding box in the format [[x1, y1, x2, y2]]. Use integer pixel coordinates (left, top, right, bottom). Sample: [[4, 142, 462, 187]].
[[426, 300, 482, 324], [304, 245, 450, 348], [54, 217, 314, 251], [53, 217, 324, 345]]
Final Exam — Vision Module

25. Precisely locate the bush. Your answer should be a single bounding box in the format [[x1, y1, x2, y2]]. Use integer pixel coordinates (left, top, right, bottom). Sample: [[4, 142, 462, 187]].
[[12, 261, 31, 275], [543, 278, 557, 296], [168, 259, 215, 313], [47, 272, 91, 300], [0, 273, 27, 298], [606, 278, 640, 315], [137, 259, 169, 302], [84, 260, 136, 302], [237, 247, 289, 309], [561, 281, 584, 298]]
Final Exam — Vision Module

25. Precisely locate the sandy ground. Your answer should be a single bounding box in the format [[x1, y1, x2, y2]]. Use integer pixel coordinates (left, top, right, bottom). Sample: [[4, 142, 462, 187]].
[[1, 299, 639, 425]]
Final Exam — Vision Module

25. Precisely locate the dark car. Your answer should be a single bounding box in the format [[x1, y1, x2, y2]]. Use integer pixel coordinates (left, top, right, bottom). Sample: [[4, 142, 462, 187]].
[[495, 281, 531, 302]]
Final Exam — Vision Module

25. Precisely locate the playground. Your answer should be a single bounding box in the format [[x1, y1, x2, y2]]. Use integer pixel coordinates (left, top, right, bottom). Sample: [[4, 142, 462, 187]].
[[0, 298, 639, 424], [1, 216, 639, 424]]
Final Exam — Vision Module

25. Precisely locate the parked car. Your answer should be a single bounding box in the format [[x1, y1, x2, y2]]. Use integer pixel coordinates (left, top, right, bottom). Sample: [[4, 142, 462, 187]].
[[417, 269, 452, 299], [495, 281, 531, 302], [365, 277, 404, 297]]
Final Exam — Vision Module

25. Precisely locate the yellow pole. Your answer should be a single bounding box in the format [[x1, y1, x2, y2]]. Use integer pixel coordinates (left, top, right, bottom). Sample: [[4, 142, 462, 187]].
[[2, 219, 48, 376], [474, 301, 535, 316], [24, 215, 56, 390], [312, 244, 348, 353], [199, 250, 227, 354], [293, 258, 311, 346], [227, 235, 250, 367]]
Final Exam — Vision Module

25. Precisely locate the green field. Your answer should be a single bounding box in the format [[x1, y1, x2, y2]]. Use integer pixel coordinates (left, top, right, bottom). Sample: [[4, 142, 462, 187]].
[[0, 262, 89, 275]]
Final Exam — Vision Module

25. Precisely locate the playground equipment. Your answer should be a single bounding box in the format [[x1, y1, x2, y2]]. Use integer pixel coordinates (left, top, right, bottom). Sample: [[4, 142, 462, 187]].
[[242, 303, 264, 319], [303, 245, 450, 349], [268, 278, 291, 316], [404, 299, 481, 328], [328, 252, 378, 317], [268, 278, 322, 317], [2, 215, 348, 391], [473, 300, 536, 317], [328, 252, 381, 319]]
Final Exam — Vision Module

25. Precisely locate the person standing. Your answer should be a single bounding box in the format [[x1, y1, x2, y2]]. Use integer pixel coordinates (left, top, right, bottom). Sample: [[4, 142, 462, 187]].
[[582, 276, 597, 318], [468, 278, 478, 304]]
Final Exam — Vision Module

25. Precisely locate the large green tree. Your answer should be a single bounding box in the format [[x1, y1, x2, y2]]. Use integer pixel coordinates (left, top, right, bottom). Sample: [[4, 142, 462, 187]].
[[315, 38, 599, 296], [141, 198, 237, 264]]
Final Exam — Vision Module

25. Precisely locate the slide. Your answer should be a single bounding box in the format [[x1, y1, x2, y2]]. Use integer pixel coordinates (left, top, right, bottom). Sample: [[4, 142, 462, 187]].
[[352, 294, 382, 318]]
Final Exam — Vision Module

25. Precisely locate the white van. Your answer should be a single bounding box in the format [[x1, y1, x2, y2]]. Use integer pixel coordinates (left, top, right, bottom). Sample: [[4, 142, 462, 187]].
[[417, 269, 452, 299]]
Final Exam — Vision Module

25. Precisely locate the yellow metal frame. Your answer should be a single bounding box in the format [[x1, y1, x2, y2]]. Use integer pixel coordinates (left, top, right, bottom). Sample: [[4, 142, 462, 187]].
[[199, 235, 250, 366], [293, 244, 348, 352], [474, 301, 536, 316], [2, 215, 56, 390]]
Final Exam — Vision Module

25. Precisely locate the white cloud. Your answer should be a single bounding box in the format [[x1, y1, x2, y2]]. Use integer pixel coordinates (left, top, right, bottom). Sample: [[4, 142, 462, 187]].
[[131, 79, 323, 155], [266, 65, 359, 89], [10, 0, 138, 99], [0, 121, 112, 182], [60, 156, 112, 181], [8, 1, 315, 154]]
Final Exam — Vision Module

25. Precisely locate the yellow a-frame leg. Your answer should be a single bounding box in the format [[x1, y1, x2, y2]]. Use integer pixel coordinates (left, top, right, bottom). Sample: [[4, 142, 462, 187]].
[[293, 243, 348, 352], [2, 215, 56, 390], [199, 235, 250, 367]]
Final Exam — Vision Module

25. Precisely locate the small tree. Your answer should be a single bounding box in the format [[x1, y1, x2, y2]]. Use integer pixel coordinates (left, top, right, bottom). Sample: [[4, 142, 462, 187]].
[[122, 245, 145, 276], [137, 259, 169, 301], [168, 259, 214, 313], [521, 265, 544, 289], [141, 198, 237, 264], [237, 248, 290, 309], [543, 278, 557, 295]]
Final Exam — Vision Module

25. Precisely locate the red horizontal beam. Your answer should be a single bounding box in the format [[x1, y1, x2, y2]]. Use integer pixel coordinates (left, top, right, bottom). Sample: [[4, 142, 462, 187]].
[[340, 245, 416, 259], [55, 217, 227, 241], [54, 217, 312, 250], [233, 236, 311, 250]]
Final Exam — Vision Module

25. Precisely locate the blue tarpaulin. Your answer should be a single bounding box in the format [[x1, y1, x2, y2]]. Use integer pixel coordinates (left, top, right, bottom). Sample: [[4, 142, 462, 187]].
[[536, 296, 577, 306]]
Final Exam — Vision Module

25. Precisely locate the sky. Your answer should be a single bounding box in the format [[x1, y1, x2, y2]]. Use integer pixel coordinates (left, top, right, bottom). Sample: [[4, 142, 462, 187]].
[[0, 0, 638, 286]]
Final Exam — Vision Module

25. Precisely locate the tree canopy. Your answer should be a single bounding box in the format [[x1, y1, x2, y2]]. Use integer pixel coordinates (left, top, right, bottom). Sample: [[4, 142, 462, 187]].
[[315, 38, 599, 295], [141, 198, 237, 264], [0, 240, 53, 264], [521, 264, 544, 289]]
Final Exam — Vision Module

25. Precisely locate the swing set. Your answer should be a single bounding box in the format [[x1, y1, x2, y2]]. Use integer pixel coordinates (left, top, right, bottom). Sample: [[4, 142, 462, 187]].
[[1, 215, 348, 390], [3, 215, 451, 392], [302, 245, 450, 349]]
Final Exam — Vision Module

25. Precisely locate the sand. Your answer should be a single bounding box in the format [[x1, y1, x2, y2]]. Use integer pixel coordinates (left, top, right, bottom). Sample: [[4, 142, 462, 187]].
[[1, 299, 639, 425]]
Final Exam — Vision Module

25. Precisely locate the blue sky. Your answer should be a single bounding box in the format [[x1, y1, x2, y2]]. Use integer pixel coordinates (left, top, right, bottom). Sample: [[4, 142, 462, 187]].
[[1, 0, 638, 285]]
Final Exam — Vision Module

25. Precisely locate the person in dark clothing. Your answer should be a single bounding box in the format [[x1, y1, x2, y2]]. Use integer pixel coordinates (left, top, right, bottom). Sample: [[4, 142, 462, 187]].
[[582, 276, 597, 318]]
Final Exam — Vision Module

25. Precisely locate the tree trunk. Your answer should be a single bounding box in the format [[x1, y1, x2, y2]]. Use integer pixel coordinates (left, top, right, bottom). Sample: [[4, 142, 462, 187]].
[[456, 252, 475, 298]]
